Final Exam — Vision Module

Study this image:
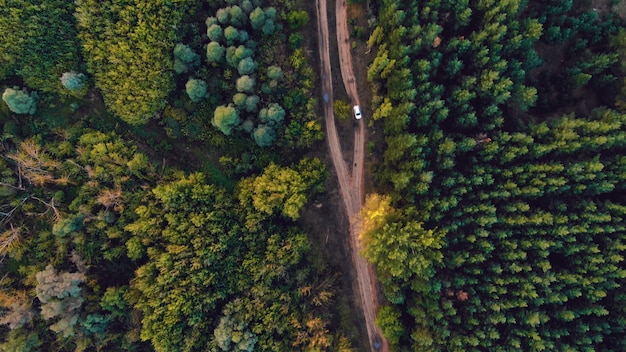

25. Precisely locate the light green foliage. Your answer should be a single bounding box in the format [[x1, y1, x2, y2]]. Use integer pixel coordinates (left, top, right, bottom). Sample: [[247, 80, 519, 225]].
[[236, 75, 255, 93], [514, 85, 538, 111], [333, 99, 352, 120], [185, 79, 208, 102], [252, 124, 276, 147], [238, 159, 325, 219], [365, 220, 444, 290], [376, 306, 405, 346], [173, 43, 200, 74], [100, 287, 129, 319], [129, 174, 239, 351], [216, 8, 229, 24], [60, 72, 87, 91], [2, 88, 36, 115], [206, 16, 218, 26], [212, 104, 241, 135], [75, 0, 195, 125], [207, 41, 226, 64]]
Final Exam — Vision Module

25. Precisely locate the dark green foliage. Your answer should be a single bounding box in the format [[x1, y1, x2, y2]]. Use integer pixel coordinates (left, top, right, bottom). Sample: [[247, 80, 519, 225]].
[[285, 10, 309, 30], [368, 0, 626, 350], [0, 0, 82, 92]]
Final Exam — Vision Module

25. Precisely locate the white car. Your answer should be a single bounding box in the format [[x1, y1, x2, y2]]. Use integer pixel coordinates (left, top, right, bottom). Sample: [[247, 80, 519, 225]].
[[353, 105, 362, 120]]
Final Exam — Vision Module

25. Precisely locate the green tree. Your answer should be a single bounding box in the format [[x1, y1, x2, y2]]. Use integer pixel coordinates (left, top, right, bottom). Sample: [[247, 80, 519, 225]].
[[173, 43, 200, 74], [238, 161, 324, 220], [236, 75, 255, 93], [207, 41, 226, 64], [186, 79, 208, 102], [214, 314, 258, 351], [376, 305, 405, 346], [237, 57, 257, 75], [0, 0, 82, 92], [224, 26, 239, 45], [285, 10, 309, 30], [212, 105, 241, 135], [252, 124, 276, 147], [207, 24, 224, 42], [60, 72, 87, 91], [35, 265, 85, 338], [75, 0, 195, 125], [259, 103, 285, 126], [2, 88, 36, 115], [249, 7, 265, 30], [245, 95, 259, 112], [228, 5, 246, 27], [128, 174, 240, 351], [267, 65, 283, 81]]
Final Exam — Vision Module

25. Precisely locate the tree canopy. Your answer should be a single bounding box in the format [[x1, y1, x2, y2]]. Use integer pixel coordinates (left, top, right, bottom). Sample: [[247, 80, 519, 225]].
[[75, 0, 196, 125]]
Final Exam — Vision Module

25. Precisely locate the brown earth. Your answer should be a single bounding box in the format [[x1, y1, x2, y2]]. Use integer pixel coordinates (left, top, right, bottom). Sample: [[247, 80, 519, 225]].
[[314, 0, 388, 350]]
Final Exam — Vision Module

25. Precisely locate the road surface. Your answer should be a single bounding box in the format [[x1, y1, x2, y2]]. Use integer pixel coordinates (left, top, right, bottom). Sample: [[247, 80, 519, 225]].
[[315, 0, 389, 350]]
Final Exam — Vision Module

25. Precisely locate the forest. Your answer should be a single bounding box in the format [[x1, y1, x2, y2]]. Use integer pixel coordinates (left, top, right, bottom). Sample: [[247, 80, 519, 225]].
[[0, 0, 355, 351], [365, 0, 626, 351]]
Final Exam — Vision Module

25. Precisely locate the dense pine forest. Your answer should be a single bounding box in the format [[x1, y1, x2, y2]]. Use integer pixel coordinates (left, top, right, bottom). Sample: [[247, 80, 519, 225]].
[[366, 0, 626, 351], [0, 0, 354, 351]]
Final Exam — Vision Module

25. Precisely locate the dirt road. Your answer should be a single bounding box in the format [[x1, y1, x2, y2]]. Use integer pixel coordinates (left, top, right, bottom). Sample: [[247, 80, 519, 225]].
[[315, 0, 388, 350]]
